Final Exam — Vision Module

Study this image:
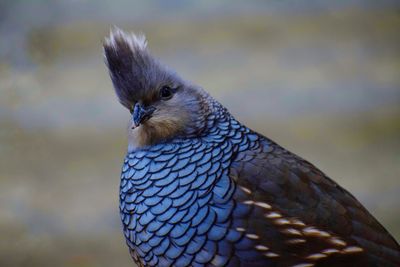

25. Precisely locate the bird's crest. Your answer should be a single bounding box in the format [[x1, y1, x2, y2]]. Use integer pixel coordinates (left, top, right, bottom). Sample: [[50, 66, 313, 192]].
[[104, 26, 147, 53], [103, 27, 157, 109]]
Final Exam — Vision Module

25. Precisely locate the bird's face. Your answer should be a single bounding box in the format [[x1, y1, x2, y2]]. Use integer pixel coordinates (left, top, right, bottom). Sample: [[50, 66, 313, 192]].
[[104, 28, 209, 150], [125, 82, 205, 150]]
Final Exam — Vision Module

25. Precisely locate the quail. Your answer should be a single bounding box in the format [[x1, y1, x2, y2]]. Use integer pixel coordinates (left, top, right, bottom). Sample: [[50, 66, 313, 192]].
[[103, 28, 400, 267]]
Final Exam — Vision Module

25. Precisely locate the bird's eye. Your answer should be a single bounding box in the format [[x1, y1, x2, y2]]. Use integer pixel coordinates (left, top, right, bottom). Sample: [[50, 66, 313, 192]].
[[159, 86, 174, 100]]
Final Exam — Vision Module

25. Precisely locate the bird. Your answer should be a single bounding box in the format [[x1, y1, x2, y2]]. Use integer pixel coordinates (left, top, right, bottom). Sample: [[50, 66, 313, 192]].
[[103, 27, 400, 267]]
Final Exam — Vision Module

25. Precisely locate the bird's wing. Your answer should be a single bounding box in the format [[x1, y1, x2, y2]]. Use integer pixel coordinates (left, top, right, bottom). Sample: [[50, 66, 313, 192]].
[[229, 135, 400, 266]]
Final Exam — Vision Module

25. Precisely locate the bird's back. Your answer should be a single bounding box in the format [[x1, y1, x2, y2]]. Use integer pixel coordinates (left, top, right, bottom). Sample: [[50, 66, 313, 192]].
[[230, 131, 400, 266]]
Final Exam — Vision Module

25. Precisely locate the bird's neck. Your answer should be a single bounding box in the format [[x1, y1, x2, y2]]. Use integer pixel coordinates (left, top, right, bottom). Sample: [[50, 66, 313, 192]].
[[128, 93, 232, 152]]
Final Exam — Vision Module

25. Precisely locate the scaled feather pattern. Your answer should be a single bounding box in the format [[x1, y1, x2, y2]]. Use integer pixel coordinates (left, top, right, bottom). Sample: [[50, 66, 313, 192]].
[[104, 28, 400, 267]]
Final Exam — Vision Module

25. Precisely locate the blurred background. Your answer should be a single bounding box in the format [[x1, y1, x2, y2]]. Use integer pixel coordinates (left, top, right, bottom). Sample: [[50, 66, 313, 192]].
[[1, 0, 399, 266]]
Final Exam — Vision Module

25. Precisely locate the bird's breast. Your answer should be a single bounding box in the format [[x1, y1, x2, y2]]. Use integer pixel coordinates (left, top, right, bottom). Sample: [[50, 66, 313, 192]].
[[119, 134, 239, 259], [118, 119, 273, 266]]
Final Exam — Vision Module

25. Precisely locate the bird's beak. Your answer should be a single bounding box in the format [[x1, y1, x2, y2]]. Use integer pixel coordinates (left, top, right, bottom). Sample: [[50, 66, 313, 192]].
[[132, 103, 156, 127]]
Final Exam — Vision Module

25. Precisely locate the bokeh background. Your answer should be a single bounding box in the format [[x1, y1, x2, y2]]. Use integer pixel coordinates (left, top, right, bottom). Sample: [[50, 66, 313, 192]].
[[1, 1, 399, 266]]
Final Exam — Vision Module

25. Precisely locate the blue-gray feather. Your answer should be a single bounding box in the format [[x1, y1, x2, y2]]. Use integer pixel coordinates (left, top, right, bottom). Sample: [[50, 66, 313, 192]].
[[119, 113, 270, 267]]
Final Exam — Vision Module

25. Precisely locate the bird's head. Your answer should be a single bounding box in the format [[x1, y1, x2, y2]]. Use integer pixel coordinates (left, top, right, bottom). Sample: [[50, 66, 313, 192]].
[[104, 28, 215, 150]]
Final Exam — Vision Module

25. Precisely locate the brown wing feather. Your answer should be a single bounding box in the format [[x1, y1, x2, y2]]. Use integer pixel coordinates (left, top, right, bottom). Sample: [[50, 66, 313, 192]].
[[230, 135, 400, 266]]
